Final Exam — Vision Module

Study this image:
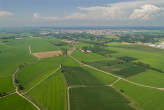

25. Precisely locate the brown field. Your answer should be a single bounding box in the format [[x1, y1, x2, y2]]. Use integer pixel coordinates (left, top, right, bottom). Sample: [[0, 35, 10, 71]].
[[67, 47, 75, 55], [121, 42, 132, 45], [32, 50, 62, 59]]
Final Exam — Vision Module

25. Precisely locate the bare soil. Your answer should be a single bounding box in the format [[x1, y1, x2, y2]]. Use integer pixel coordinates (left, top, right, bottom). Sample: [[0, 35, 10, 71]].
[[32, 50, 62, 59]]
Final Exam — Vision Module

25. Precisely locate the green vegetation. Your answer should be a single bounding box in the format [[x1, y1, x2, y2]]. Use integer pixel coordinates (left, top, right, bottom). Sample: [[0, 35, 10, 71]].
[[63, 66, 104, 86], [0, 38, 36, 76], [129, 70, 164, 88], [63, 56, 80, 67], [72, 50, 106, 62], [27, 70, 66, 110], [17, 56, 64, 92], [1, 30, 164, 110], [70, 87, 135, 110], [86, 58, 147, 77], [63, 66, 116, 86], [82, 45, 116, 56], [62, 57, 116, 86], [26, 37, 58, 52], [114, 80, 164, 110], [105, 35, 119, 39], [0, 94, 37, 110], [83, 66, 117, 85], [108, 46, 164, 71], [0, 76, 14, 93]]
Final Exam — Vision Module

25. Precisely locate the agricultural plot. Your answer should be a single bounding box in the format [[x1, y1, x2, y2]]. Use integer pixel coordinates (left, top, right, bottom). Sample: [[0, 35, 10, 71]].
[[0, 76, 14, 93], [63, 56, 80, 67], [128, 70, 164, 88], [17, 56, 64, 92], [108, 45, 164, 71], [27, 70, 66, 110], [32, 50, 62, 59], [62, 57, 117, 86], [108, 43, 164, 53], [70, 87, 135, 110], [105, 35, 119, 39], [47, 38, 71, 50], [83, 66, 117, 85], [0, 38, 37, 76], [86, 58, 146, 77], [0, 93, 37, 110], [75, 42, 93, 48], [26, 37, 58, 52], [72, 50, 106, 62], [114, 80, 164, 110], [62, 66, 104, 86]]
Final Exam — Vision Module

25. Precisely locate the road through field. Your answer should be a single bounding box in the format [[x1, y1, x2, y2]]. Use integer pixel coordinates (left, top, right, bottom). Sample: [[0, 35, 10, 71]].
[[24, 66, 61, 94], [12, 67, 40, 110], [29, 45, 32, 55], [70, 55, 164, 91]]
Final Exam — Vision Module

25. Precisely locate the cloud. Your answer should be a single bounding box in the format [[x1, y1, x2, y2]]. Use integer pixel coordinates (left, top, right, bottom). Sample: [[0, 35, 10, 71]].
[[33, 13, 58, 21], [32, 0, 164, 26], [78, 5, 124, 20], [129, 4, 164, 20], [63, 13, 87, 20], [0, 11, 13, 17]]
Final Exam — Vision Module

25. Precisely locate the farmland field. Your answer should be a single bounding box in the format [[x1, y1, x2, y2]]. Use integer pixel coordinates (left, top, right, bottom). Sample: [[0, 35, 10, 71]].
[[17, 56, 64, 92], [1, 30, 164, 110], [114, 80, 164, 110], [0, 76, 14, 93], [85, 58, 147, 77], [128, 70, 164, 88], [108, 44, 164, 71], [70, 87, 135, 110], [0, 38, 37, 76], [0, 94, 37, 110], [27, 37, 59, 52], [72, 50, 106, 62], [27, 70, 66, 110], [62, 57, 116, 86]]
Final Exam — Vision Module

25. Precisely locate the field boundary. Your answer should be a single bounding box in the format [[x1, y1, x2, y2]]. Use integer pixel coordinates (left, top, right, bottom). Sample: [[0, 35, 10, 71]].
[[0, 92, 16, 99], [70, 55, 164, 91], [61, 67, 69, 110], [12, 67, 41, 110], [29, 45, 32, 55], [24, 66, 61, 94]]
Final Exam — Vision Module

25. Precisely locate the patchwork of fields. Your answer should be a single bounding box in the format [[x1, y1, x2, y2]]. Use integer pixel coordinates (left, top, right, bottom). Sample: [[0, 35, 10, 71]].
[[1, 35, 164, 110]]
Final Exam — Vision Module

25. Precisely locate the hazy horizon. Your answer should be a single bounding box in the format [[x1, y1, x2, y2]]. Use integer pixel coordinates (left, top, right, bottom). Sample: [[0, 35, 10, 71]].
[[0, 0, 164, 27]]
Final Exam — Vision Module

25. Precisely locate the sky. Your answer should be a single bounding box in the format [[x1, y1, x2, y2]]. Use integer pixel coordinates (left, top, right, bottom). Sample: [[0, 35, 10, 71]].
[[0, 0, 164, 27]]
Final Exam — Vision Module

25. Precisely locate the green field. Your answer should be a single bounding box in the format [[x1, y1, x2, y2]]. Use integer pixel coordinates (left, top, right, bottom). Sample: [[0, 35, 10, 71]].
[[114, 80, 164, 110], [83, 66, 117, 85], [63, 57, 116, 86], [63, 56, 80, 67], [1, 31, 164, 110], [128, 70, 164, 88], [27, 37, 59, 52], [0, 38, 37, 76], [0, 94, 37, 110], [27, 70, 66, 110], [17, 56, 64, 92], [72, 50, 106, 62], [70, 87, 135, 110], [63, 66, 104, 86], [0, 76, 14, 93], [86, 58, 146, 77], [105, 35, 119, 39], [108, 44, 164, 71]]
